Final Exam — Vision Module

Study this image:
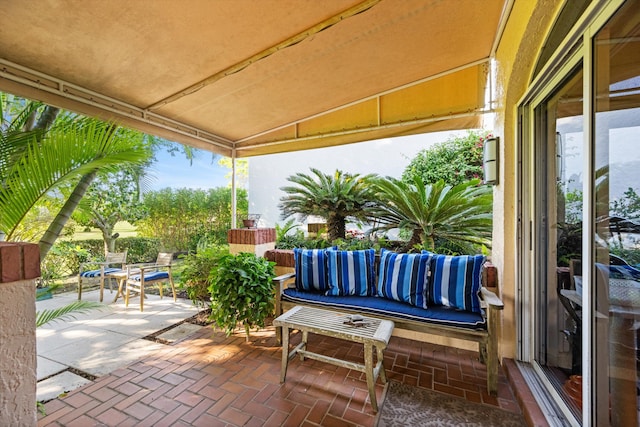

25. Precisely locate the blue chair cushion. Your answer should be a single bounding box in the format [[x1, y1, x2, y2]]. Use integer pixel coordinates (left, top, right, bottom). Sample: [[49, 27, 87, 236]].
[[609, 264, 640, 281], [430, 254, 485, 313], [326, 249, 376, 296], [281, 289, 486, 330], [129, 271, 169, 282], [293, 248, 331, 293], [80, 267, 122, 278], [377, 249, 432, 308]]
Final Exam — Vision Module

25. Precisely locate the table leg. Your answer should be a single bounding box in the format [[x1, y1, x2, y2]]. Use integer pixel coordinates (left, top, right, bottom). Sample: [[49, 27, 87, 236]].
[[364, 343, 378, 413], [113, 278, 125, 303], [280, 326, 290, 383], [300, 330, 308, 361], [376, 345, 387, 384]]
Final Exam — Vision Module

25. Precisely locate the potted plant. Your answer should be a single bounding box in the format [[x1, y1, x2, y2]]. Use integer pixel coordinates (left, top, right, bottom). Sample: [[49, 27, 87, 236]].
[[208, 251, 275, 341], [242, 213, 261, 228]]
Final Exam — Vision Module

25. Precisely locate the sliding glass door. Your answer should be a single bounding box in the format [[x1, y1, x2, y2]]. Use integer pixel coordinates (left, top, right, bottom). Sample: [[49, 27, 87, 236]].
[[592, 4, 640, 424], [523, 1, 640, 424]]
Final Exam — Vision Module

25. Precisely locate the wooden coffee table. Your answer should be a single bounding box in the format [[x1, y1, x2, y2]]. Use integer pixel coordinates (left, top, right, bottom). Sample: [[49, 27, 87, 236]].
[[273, 305, 394, 412]]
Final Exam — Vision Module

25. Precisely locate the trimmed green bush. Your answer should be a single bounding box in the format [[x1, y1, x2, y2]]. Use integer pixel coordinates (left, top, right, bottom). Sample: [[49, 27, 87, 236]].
[[208, 252, 276, 341]]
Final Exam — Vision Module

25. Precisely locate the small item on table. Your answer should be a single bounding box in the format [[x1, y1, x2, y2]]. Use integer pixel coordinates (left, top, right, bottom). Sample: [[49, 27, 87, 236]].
[[343, 314, 372, 327]]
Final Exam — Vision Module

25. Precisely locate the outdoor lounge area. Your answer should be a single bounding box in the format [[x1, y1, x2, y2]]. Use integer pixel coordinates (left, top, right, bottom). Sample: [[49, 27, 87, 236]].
[[36, 290, 531, 427], [1, 1, 639, 425]]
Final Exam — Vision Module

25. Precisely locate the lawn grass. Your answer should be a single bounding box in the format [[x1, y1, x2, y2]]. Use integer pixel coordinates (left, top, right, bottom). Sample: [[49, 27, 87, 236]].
[[66, 221, 138, 241]]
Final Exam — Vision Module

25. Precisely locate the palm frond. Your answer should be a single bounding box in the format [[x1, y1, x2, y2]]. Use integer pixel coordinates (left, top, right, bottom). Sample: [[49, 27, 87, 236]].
[[0, 118, 151, 238], [36, 301, 106, 327]]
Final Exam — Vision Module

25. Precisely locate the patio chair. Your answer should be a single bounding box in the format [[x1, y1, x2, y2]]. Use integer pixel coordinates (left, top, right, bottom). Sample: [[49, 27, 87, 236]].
[[124, 252, 176, 312], [78, 250, 128, 302]]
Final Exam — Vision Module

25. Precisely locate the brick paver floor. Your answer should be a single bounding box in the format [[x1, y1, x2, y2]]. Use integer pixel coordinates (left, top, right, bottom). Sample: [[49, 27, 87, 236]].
[[38, 325, 521, 426]]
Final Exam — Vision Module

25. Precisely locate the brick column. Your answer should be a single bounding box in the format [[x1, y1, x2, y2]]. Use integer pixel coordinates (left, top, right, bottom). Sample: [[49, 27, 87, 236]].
[[0, 242, 41, 427], [227, 228, 276, 258], [264, 249, 295, 276]]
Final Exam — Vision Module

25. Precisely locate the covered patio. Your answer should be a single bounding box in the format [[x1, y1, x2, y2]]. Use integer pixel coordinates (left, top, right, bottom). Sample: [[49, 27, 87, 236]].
[[37, 311, 523, 426], [4, 0, 633, 425]]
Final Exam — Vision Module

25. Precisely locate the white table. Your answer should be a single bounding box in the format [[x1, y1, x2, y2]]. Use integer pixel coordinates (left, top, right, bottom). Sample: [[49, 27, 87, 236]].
[[273, 305, 394, 412]]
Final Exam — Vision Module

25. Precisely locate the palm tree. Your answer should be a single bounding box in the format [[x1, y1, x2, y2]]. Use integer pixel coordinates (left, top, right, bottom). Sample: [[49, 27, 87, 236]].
[[279, 168, 377, 241], [368, 175, 493, 252], [0, 95, 152, 259]]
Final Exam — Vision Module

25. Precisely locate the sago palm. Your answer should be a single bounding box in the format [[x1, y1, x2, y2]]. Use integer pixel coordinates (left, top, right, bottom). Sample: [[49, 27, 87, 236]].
[[368, 175, 493, 252], [279, 168, 377, 241]]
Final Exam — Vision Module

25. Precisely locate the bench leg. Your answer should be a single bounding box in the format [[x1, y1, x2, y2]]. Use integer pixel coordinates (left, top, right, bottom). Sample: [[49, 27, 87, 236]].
[[280, 327, 290, 383], [486, 325, 499, 395], [479, 342, 487, 364], [276, 326, 282, 345]]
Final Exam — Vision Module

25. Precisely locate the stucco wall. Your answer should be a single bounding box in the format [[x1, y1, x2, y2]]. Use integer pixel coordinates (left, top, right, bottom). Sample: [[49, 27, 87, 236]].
[[0, 242, 40, 427], [0, 279, 37, 427], [492, 0, 563, 359]]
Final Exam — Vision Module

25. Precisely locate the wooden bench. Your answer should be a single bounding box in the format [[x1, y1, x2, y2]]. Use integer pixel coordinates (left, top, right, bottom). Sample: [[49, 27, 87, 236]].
[[273, 264, 504, 395]]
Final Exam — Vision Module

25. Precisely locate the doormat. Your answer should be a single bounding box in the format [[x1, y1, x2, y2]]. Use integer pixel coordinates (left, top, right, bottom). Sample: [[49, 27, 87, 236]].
[[377, 381, 526, 427]]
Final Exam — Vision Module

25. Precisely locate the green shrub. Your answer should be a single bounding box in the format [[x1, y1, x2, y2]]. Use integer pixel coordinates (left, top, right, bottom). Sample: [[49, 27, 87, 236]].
[[44, 237, 163, 277], [178, 245, 228, 307], [208, 252, 275, 341], [44, 241, 93, 276], [115, 237, 162, 263]]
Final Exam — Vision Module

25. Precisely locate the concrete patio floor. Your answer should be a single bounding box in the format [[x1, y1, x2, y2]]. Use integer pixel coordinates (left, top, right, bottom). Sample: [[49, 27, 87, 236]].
[[36, 288, 203, 402]]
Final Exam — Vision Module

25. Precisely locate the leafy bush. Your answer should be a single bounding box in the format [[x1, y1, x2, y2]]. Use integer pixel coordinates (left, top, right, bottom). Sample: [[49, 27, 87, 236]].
[[137, 187, 248, 252], [43, 241, 93, 276], [402, 130, 492, 186], [116, 237, 162, 263], [178, 245, 228, 306], [44, 237, 162, 277], [208, 252, 275, 341]]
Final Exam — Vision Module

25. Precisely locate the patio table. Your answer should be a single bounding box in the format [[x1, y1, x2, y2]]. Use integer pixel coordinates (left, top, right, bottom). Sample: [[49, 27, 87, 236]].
[[273, 305, 394, 412]]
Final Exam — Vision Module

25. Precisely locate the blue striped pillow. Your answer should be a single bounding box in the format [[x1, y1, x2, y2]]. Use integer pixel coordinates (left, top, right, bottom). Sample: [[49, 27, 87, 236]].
[[326, 249, 376, 296], [293, 248, 331, 293], [430, 254, 485, 313], [376, 249, 432, 308]]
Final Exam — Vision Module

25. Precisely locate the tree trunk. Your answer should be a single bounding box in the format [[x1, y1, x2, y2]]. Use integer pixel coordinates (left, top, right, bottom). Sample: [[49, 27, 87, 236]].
[[326, 215, 346, 242], [398, 228, 424, 253], [39, 170, 98, 260], [99, 224, 116, 254], [34, 106, 60, 132]]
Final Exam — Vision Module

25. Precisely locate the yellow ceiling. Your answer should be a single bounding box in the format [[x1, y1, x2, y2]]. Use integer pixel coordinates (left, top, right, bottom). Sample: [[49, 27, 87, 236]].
[[0, 0, 509, 157]]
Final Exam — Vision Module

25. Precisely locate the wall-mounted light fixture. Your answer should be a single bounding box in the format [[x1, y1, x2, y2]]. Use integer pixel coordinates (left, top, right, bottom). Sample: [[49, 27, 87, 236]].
[[483, 136, 498, 185]]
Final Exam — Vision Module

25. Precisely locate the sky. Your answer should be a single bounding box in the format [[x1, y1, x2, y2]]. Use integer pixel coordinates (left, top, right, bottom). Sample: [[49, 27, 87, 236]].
[[145, 131, 464, 195], [146, 147, 230, 191]]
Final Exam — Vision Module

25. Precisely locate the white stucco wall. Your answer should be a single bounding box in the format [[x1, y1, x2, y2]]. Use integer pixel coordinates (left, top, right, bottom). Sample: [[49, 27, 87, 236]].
[[248, 130, 470, 229], [0, 279, 37, 427]]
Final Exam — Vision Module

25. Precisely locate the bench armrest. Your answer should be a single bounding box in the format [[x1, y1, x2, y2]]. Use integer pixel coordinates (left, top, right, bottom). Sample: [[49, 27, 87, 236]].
[[480, 287, 504, 310], [273, 272, 296, 294]]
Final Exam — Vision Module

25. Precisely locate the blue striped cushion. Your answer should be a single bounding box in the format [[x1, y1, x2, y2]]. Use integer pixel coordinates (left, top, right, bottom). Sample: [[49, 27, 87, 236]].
[[293, 248, 331, 293], [80, 267, 122, 278], [281, 289, 486, 330], [377, 249, 432, 308], [129, 271, 169, 282], [430, 254, 485, 313], [326, 249, 376, 296]]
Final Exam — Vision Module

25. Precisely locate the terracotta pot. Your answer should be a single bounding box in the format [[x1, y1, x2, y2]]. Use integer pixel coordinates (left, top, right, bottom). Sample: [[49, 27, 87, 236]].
[[563, 375, 583, 410], [242, 219, 256, 228]]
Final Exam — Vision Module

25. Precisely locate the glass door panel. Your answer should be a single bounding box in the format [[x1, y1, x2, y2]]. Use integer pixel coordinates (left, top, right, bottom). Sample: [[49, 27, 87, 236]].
[[534, 67, 584, 419], [592, 2, 640, 425]]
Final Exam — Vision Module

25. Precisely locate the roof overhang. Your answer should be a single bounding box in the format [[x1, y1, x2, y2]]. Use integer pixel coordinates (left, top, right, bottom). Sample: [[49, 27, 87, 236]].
[[0, 0, 509, 158]]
